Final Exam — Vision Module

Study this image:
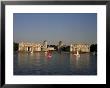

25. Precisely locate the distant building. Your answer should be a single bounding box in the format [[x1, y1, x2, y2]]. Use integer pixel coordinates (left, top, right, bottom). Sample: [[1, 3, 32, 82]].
[[58, 41, 63, 47], [18, 41, 55, 52], [43, 40, 47, 48], [58, 41, 63, 50], [47, 47, 55, 51], [42, 40, 48, 51], [70, 44, 73, 52], [18, 41, 90, 53], [70, 44, 90, 53], [57, 41, 63, 52], [19, 42, 41, 52]]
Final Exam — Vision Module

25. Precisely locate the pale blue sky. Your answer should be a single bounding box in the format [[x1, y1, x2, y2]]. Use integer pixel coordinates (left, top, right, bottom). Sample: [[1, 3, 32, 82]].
[[13, 13, 97, 45]]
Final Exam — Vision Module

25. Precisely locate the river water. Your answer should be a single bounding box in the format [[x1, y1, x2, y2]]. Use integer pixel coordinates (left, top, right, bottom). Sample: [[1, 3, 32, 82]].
[[14, 52, 97, 75]]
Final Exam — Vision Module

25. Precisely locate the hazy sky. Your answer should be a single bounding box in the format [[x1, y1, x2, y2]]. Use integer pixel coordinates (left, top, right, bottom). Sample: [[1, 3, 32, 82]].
[[13, 13, 97, 45]]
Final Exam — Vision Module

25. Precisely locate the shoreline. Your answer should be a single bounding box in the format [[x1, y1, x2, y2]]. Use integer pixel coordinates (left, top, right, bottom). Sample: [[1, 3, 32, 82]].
[[14, 51, 96, 55]]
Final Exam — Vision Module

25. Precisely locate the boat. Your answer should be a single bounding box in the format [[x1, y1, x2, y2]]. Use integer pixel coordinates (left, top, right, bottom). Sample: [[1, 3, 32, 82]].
[[48, 54, 52, 58], [47, 51, 52, 58], [30, 50, 33, 53], [74, 50, 80, 57]]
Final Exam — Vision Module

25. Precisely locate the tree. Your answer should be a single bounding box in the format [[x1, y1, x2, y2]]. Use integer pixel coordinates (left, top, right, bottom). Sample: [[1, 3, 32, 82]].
[[90, 44, 97, 52], [14, 42, 19, 51]]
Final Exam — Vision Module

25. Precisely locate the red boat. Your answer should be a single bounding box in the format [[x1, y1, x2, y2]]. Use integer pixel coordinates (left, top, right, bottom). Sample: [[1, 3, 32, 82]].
[[47, 51, 52, 58]]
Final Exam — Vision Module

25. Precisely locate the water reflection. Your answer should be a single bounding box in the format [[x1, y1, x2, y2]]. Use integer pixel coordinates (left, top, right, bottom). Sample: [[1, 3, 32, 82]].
[[14, 52, 97, 75]]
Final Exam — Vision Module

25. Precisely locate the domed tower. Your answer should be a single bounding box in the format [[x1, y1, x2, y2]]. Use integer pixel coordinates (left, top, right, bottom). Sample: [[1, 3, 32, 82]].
[[58, 41, 63, 47], [19, 42, 24, 51], [42, 40, 47, 51], [43, 40, 47, 48], [70, 44, 73, 52]]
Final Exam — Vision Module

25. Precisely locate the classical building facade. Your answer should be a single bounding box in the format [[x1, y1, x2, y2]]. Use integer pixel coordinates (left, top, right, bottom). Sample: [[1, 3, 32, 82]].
[[18, 41, 50, 52], [19, 42, 42, 52], [70, 44, 90, 53]]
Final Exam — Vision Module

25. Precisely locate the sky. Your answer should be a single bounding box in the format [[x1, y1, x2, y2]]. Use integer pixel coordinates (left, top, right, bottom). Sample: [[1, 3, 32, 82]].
[[13, 13, 97, 45]]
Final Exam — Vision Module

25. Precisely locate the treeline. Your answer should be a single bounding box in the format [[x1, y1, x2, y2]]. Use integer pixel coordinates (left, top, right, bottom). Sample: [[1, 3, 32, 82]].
[[61, 46, 70, 52], [90, 44, 97, 52], [14, 42, 19, 51]]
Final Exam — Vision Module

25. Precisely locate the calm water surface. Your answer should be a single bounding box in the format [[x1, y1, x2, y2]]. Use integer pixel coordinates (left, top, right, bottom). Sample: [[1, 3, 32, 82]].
[[14, 52, 97, 75]]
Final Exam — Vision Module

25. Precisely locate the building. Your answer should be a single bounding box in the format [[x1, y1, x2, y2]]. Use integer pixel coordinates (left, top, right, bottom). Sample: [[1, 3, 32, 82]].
[[57, 41, 64, 52], [42, 40, 48, 51], [47, 47, 55, 51], [43, 40, 47, 48], [70, 44, 90, 53], [58, 41, 63, 49], [19, 41, 49, 52], [19, 42, 41, 52], [58, 41, 63, 47]]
